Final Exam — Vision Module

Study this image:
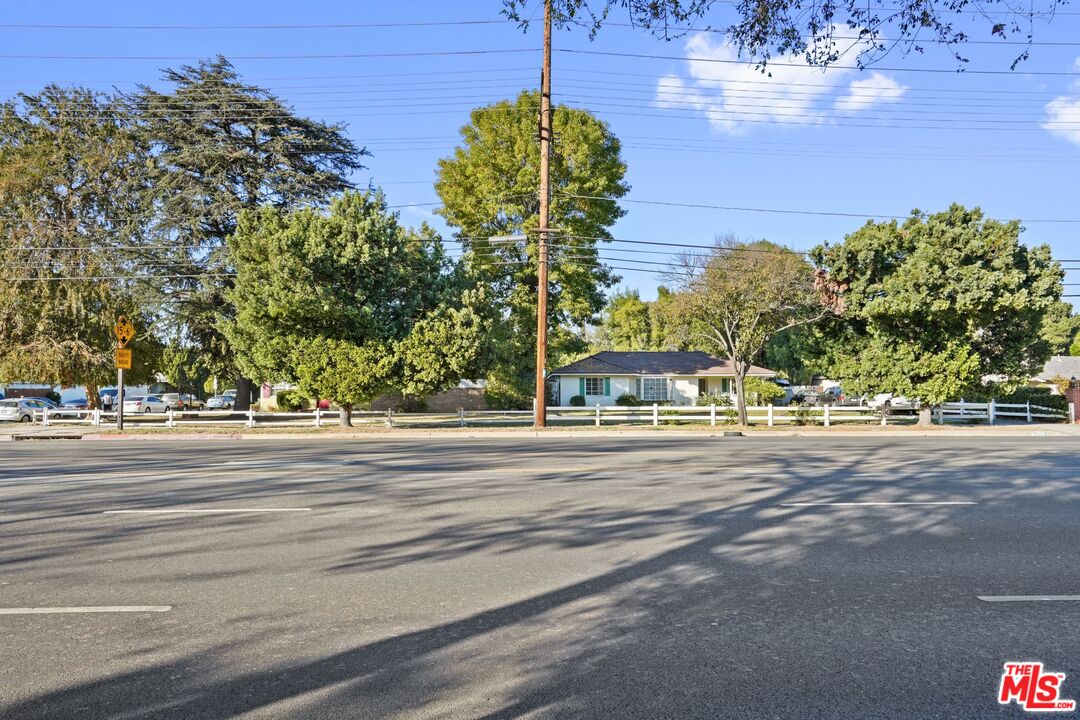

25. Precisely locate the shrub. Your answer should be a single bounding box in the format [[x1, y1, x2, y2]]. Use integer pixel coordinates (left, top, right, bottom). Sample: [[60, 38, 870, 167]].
[[615, 393, 641, 406], [484, 377, 530, 410], [743, 376, 786, 405], [275, 390, 309, 412], [694, 391, 736, 424], [965, 385, 1068, 413], [792, 402, 819, 426], [569, 394, 586, 407], [694, 391, 731, 407]]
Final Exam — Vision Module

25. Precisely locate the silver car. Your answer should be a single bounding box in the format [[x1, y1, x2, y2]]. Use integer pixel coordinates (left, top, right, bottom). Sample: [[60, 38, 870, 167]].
[[0, 398, 45, 423], [123, 395, 167, 414]]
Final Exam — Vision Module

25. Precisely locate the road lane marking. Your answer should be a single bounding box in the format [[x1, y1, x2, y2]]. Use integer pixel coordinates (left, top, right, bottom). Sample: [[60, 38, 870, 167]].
[[978, 595, 1080, 602], [103, 508, 311, 514], [0, 606, 172, 614], [781, 501, 976, 507]]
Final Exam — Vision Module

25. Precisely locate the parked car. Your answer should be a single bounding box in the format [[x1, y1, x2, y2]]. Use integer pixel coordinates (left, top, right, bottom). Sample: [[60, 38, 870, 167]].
[[206, 395, 234, 410], [123, 395, 168, 414], [768, 378, 795, 406], [157, 393, 183, 410], [0, 398, 44, 422], [54, 398, 90, 418], [181, 393, 205, 410], [224, 389, 237, 399], [867, 393, 914, 411]]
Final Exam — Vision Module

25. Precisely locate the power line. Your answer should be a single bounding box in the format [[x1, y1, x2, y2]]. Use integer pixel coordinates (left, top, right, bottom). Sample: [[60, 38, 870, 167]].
[[558, 48, 1080, 77], [0, 19, 513, 30], [555, 192, 1080, 224], [0, 48, 539, 61]]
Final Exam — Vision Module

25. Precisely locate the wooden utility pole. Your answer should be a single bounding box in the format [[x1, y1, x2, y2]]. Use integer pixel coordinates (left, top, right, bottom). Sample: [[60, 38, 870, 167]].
[[534, 0, 552, 428]]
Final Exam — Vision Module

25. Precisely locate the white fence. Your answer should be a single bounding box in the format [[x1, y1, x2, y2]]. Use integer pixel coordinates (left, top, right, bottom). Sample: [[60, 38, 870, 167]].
[[31, 400, 1068, 429], [33, 404, 895, 429], [936, 400, 1068, 424]]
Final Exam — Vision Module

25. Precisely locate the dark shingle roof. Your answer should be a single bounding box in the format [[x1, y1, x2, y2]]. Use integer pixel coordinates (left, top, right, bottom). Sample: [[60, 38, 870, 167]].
[[551, 351, 776, 377]]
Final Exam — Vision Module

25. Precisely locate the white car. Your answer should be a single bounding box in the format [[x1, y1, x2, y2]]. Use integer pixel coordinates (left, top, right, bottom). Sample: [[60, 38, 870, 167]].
[[867, 393, 914, 410], [123, 395, 168, 414], [0, 398, 46, 423]]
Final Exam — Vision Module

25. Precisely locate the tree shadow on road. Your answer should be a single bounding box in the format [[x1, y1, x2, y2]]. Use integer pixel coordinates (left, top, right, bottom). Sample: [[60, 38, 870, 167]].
[[3, 438, 1079, 719]]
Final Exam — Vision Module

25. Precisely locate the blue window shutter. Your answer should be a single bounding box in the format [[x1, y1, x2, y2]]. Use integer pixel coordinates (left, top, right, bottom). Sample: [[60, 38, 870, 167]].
[[579, 377, 585, 396], [604, 378, 611, 396]]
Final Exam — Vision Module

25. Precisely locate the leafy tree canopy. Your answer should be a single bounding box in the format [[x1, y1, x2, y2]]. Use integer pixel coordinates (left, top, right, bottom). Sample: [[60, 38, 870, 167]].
[[811, 204, 1063, 407], [133, 56, 367, 387], [1039, 300, 1080, 356], [224, 190, 494, 425], [664, 237, 833, 424], [435, 90, 628, 407], [0, 86, 158, 404], [503, 0, 1062, 70]]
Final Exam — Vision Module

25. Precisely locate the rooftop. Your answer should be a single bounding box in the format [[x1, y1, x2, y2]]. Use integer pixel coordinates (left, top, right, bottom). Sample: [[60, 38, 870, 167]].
[[551, 351, 776, 377]]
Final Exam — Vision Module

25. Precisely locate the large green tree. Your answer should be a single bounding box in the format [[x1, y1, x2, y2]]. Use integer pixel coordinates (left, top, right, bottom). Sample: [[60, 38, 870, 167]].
[[0, 87, 158, 405], [811, 204, 1063, 421], [224, 191, 493, 426], [1039, 300, 1080, 355], [133, 57, 366, 408], [596, 286, 688, 352], [435, 90, 628, 407], [502, 0, 1061, 69], [598, 289, 653, 351]]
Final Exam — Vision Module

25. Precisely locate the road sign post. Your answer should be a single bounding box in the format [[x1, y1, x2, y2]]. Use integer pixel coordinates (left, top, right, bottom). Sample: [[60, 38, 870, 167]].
[[113, 316, 135, 431]]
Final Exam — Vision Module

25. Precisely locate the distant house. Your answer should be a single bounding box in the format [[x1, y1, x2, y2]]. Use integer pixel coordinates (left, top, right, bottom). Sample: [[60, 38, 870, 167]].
[[548, 351, 777, 406], [1030, 356, 1080, 393]]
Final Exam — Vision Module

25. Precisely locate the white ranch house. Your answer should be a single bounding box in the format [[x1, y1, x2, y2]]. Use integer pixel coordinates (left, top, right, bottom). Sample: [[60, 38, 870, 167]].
[[549, 351, 777, 406]]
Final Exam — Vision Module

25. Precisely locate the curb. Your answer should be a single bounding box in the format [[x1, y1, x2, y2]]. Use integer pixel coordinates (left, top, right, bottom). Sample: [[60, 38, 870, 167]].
[[56, 427, 1080, 441]]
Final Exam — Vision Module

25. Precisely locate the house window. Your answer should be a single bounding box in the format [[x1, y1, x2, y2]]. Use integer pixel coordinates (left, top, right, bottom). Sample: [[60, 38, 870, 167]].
[[584, 377, 605, 396], [637, 377, 670, 402], [698, 378, 708, 395]]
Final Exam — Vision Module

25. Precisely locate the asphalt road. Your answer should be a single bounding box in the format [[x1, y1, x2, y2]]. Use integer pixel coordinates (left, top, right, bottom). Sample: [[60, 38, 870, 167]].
[[1, 436, 1078, 719]]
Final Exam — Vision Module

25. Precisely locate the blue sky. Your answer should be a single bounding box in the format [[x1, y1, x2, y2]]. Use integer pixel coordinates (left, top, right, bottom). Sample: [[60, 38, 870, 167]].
[[3, 0, 1080, 302]]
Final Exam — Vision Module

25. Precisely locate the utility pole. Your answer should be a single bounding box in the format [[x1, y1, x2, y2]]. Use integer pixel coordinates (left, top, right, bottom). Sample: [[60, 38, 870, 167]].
[[534, 0, 552, 428]]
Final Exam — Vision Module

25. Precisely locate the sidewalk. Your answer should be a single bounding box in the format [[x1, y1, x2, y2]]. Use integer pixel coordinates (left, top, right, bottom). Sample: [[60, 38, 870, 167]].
[[4, 423, 1080, 441]]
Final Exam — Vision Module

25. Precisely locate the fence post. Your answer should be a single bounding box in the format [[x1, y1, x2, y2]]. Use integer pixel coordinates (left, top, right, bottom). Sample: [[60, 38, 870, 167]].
[[246, 408, 255, 428], [386, 408, 393, 428], [936, 405, 943, 425], [93, 408, 101, 427], [458, 407, 465, 428], [314, 406, 321, 428], [988, 399, 995, 426], [652, 403, 658, 427], [167, 407, 175, 429], [880, 410, 887, 427], [768, 404, 774, 427], [710, 403, 716, 427], [42, 407, 49, 427], [595, 402, 601, 427], [1026, 401, 1032, 423], [824, 404, 831, 427]]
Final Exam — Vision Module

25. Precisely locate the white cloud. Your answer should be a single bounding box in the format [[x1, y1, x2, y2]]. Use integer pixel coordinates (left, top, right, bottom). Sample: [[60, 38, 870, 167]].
[[1042, 57, 1080, 147], [655, 33, 908, 134], [835, 72, 908, 113], [1043, 96, 1080, 146]]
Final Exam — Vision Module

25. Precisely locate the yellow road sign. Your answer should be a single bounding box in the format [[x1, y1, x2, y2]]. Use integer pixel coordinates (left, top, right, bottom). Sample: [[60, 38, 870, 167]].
[[113, 316, 135, 348], [115, 348, 132, 370]]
